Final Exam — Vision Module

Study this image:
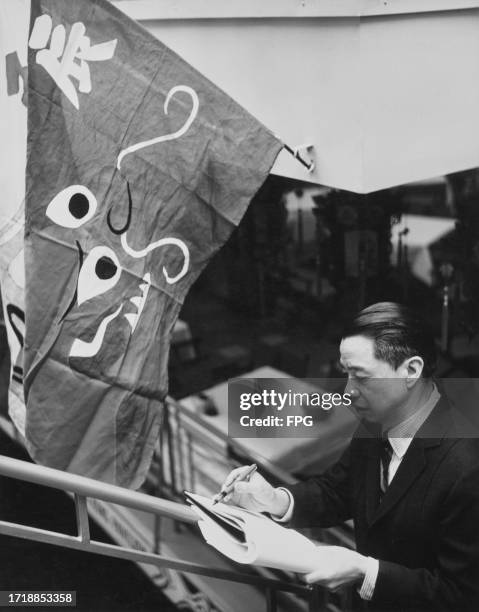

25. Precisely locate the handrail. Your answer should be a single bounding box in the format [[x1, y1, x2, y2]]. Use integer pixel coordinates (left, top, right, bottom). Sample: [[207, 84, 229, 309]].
[[0, 454, 196, 524], [1, 388, 353, 611], [0, 392, 353, 612], [0, 454, 318, 611]]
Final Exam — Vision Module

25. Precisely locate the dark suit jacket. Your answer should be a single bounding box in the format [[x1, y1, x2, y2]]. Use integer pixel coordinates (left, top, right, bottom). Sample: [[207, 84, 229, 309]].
[[288, 397, 479, 611]]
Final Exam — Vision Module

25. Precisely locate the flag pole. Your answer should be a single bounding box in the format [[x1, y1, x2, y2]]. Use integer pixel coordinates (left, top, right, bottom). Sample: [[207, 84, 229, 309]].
[[283, 143, 315, 173]]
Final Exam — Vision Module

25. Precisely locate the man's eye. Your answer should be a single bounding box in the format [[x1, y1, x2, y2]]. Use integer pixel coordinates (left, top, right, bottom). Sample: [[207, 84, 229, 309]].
[[347, 372, 367, 382], [354, 375, 369, 382], [46, 185, 97, 228], [77, 246, 121, 305]]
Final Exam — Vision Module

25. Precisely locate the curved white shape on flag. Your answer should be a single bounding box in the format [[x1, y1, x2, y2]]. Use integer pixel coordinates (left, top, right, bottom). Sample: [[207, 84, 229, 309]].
[[69, 304, 122, 358], [77, 245, 121, 305], [117, 85, 199, 170], [125, 272, 151, 332], [120, 233, 189, 284]]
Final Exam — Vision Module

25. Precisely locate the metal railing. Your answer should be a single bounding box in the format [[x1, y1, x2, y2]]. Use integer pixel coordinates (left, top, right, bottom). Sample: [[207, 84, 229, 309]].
[[0, 454, 321, 612], [0, 392, 354, 611]]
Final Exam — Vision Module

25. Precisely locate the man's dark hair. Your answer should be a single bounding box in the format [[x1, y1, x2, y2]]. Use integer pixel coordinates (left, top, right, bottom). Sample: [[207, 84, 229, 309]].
[[343, 302, 437, 377]]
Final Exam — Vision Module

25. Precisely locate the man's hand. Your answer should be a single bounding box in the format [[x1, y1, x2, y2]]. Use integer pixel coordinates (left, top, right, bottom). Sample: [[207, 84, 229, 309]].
[[304, 546, 369, 591], [215, 466, 290, 517]]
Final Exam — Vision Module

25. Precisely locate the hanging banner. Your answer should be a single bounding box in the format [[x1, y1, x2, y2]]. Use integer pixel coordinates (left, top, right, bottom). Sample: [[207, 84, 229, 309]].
[[22, 0, 282, 486]]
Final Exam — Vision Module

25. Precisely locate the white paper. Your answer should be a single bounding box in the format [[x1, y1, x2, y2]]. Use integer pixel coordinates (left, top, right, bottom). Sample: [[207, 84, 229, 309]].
[[186, 492, 323, 573]]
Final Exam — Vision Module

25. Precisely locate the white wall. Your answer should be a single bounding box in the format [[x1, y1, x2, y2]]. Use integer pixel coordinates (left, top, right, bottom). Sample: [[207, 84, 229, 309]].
[[115, 1, 479, 192]]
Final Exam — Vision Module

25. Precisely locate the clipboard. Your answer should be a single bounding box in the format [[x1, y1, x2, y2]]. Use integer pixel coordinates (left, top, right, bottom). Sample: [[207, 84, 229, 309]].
[[184, 491, 246, 543]]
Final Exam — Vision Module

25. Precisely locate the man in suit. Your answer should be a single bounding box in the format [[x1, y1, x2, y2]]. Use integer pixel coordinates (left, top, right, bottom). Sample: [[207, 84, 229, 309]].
[[218, 302, 479, 610]]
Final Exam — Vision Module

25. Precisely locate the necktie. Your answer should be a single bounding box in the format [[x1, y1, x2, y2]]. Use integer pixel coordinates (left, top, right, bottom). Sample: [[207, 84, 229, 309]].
[[379, 438, 393, 496]]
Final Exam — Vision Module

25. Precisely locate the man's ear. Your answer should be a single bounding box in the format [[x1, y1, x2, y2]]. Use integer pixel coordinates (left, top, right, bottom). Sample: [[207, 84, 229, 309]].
[[403, 355, 424, 387]]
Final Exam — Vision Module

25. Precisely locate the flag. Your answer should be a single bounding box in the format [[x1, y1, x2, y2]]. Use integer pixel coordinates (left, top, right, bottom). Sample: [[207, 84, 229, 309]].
[[21, 0, 282, 487]]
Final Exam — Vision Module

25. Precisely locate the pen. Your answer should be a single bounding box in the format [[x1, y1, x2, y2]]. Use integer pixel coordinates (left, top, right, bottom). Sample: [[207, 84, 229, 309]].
[[213, 464, 257, 505]]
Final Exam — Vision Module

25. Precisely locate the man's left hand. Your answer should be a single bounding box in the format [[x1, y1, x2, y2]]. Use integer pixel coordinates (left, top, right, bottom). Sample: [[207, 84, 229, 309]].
[[303, 546, 369, 591]]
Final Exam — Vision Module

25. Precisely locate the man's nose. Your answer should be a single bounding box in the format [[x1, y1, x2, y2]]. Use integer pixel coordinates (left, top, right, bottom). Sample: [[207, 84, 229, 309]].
[[344, 378, 360, 399]]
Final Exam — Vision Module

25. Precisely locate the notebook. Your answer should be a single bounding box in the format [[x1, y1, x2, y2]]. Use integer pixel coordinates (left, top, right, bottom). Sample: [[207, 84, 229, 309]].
[[185, 491, 325, 573]]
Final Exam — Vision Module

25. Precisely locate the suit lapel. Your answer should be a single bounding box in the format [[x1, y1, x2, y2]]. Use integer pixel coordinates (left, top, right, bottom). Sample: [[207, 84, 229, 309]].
[[369, 395, 452, 527], [370, 441, 426, 526]]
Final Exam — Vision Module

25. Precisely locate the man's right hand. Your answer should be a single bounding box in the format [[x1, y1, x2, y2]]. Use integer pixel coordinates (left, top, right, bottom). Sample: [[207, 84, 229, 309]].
[[215, 466, 291, 517]]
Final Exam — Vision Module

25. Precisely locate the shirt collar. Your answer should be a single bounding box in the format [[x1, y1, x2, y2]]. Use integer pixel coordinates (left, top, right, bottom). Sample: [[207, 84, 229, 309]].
[[387, 383, 440, 458]]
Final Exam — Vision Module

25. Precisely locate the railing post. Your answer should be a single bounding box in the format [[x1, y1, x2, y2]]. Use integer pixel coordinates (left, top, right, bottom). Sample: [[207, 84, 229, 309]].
[[308, 584, 325, 612], [175, 407, 185, 490], [166, 403, 178, 496], [154, 452, 162, 555], [74, 494, 90, 543], [265, 587, 277, 612], [186, 430, 195, 492]]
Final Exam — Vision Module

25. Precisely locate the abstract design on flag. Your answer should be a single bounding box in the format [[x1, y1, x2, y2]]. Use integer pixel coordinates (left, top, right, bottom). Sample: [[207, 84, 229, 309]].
[[24, 0, 282, 487]]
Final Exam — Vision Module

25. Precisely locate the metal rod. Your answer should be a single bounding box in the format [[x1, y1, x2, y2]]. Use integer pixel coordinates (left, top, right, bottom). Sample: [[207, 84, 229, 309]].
[[175, 407, 185, 490], [74, 494, 90, 543], [0, 455, 196, 524], [308, 585, 324, 612], [0, 519, 311, 596], [283, 143, 314, 171], [186, 430, 195, 492], [153, 450, 162, 555], [265, 587, 277, 612], [165, 404, 178, 495]]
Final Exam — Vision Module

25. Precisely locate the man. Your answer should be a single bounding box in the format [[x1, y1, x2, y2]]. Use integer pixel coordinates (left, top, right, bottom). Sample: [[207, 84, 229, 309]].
[[218, 302, 479, 610]]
